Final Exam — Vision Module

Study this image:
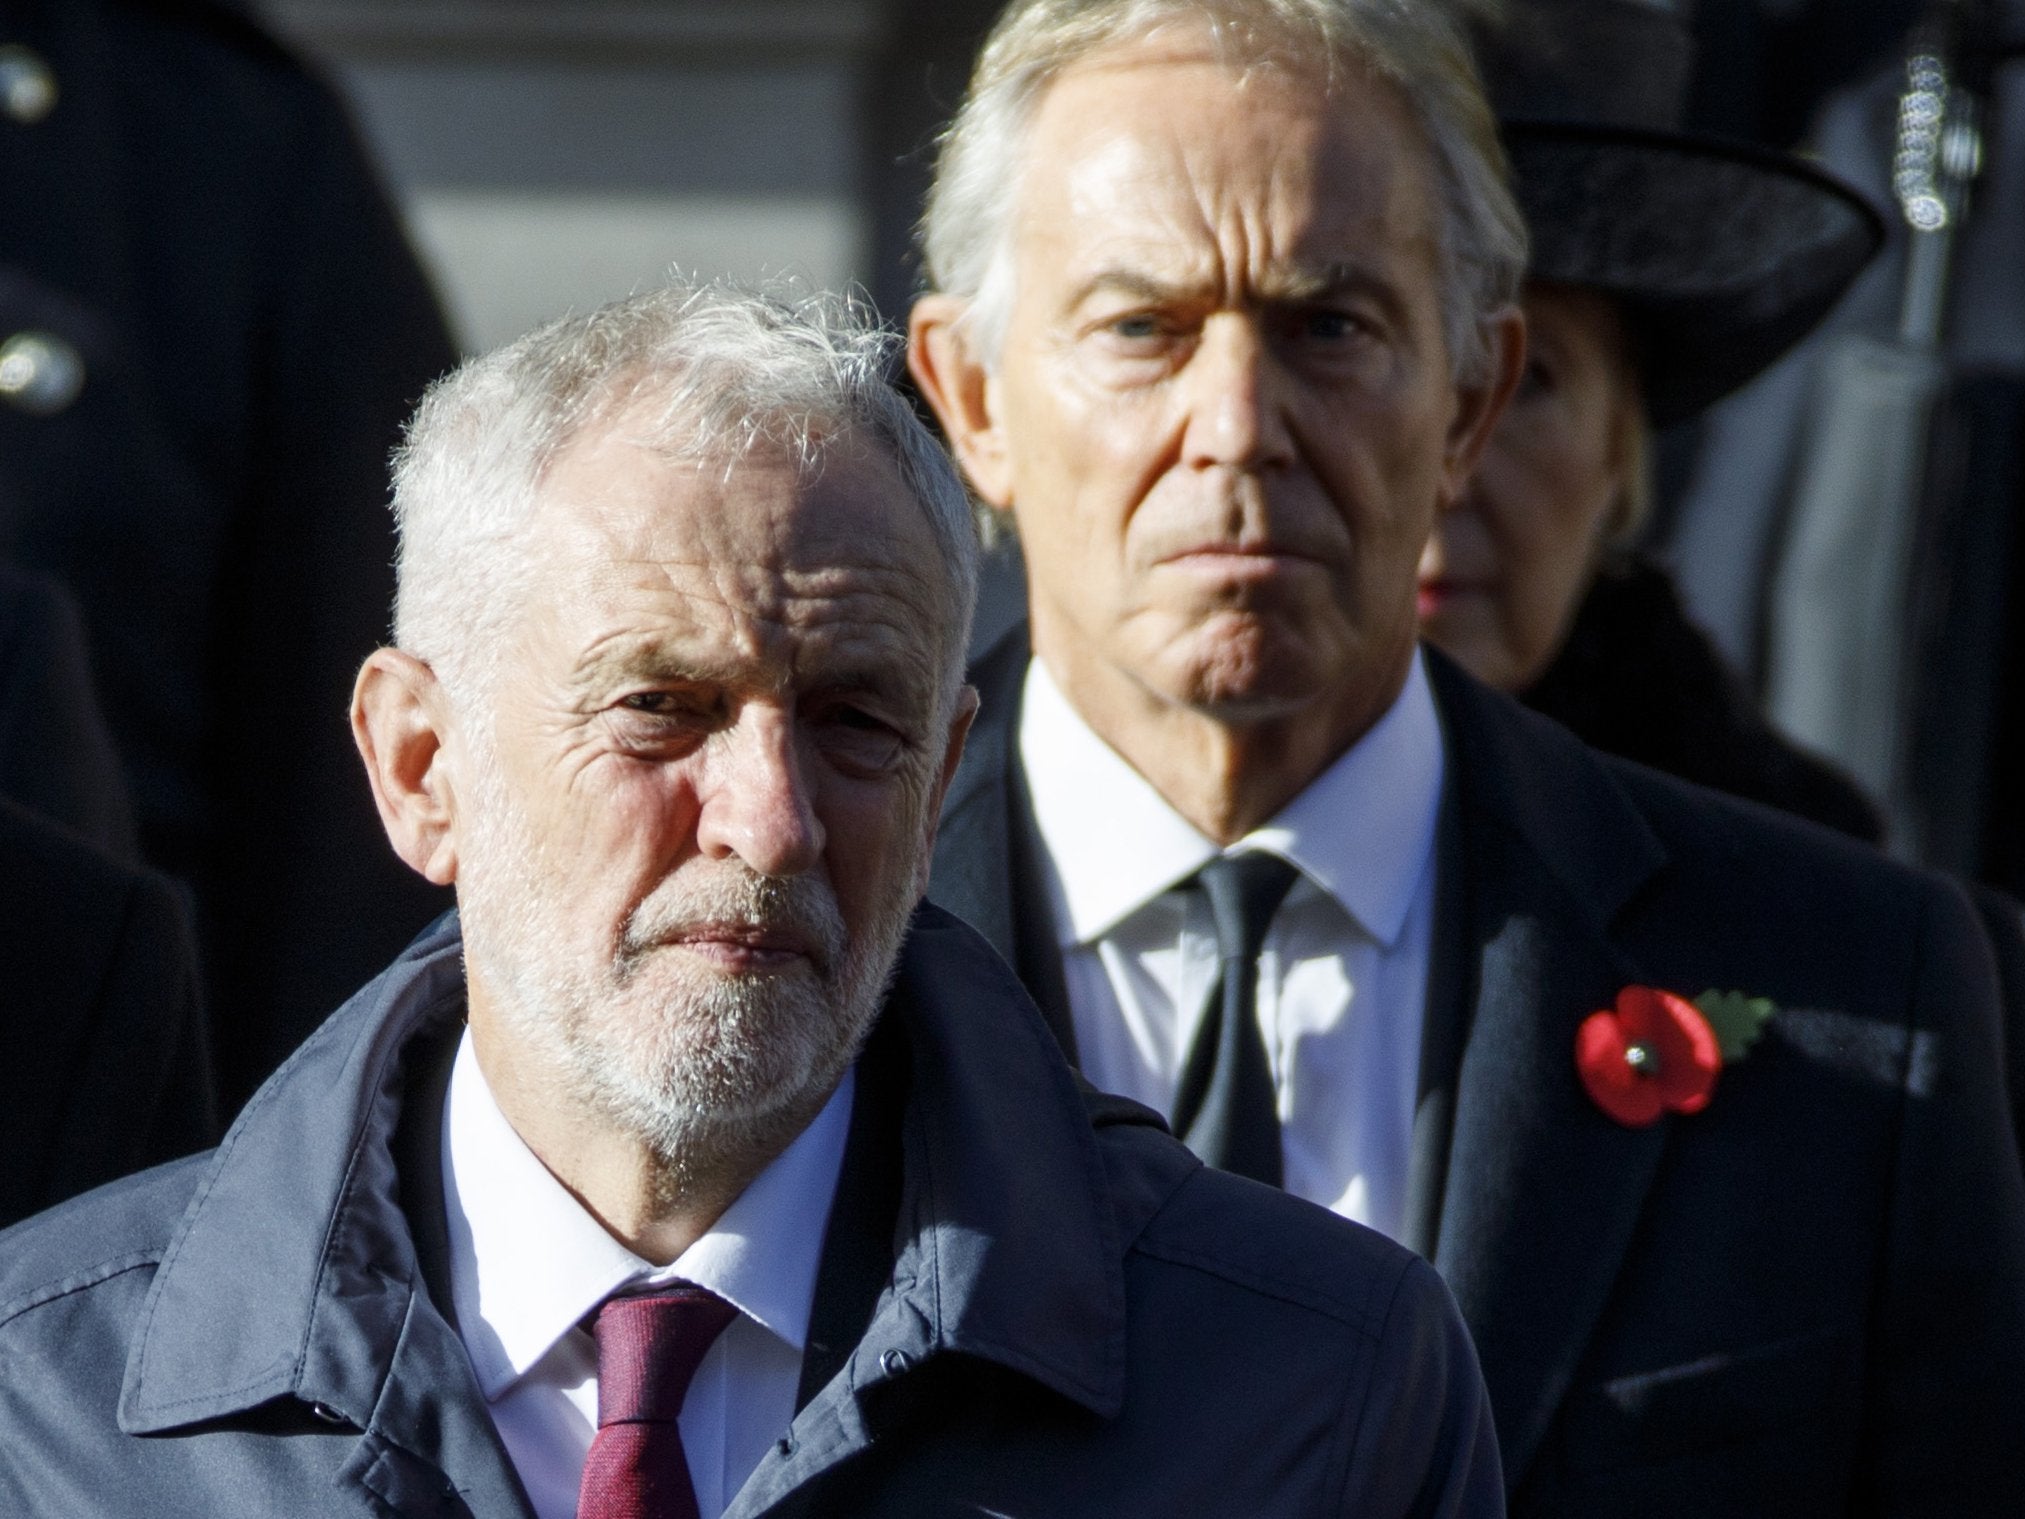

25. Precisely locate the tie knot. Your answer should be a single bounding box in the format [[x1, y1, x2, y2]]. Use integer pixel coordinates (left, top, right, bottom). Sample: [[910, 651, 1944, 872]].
[[589, 1285, 738, 1427], [1195, 851, 1302, 965]]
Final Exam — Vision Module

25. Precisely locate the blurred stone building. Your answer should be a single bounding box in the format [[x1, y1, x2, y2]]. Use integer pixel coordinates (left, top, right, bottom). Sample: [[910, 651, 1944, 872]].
[[264, 0, 999, 349]]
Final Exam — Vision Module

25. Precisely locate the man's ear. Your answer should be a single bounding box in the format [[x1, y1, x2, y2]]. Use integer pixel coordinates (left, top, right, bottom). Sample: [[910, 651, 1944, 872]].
[[352, 648, 461, 885], [1437, 304, 1527, 511], [908, 295, 1015, 508]]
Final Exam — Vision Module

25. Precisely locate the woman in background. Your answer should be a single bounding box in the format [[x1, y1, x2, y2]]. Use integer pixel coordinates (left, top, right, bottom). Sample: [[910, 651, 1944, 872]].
[[1425, 0, 2025, 1148], [1419, 0, 1883, 840]]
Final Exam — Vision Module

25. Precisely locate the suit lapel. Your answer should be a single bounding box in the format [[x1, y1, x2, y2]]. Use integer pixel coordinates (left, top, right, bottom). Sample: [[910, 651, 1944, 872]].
[[932, 628, 1078, 1055], [933, 631, 1028, 965], [1400, 788, 1470, 1260], [1422, 656, 1676, 1484]]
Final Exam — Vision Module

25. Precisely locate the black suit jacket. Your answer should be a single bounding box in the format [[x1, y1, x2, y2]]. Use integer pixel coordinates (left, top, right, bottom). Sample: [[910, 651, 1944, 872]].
[[0, 796, 215, 1229], [930, 631, 2025, 1516]]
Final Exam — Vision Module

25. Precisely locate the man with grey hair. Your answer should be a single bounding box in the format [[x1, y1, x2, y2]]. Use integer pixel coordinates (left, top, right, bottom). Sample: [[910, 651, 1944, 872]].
[[912, 0, 2025, 1513], [0, 280, 1502, 1518]]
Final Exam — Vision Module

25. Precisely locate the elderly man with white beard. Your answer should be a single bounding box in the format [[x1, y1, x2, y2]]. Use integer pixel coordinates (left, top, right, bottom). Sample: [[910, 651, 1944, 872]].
[[0, 281, 1502, 1519]]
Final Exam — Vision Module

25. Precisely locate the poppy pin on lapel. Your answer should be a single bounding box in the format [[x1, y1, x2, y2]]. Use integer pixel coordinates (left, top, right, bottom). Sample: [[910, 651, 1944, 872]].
[[1576, 986, 1776, 1127]]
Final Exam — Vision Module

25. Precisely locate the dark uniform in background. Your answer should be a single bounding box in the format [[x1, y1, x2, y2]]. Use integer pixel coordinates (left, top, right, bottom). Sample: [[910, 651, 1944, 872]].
[[0, 792, 214, 1228], [0, 0, 456, 1105], [0, 558, 135, 855], [0, 555, 214, 1224]]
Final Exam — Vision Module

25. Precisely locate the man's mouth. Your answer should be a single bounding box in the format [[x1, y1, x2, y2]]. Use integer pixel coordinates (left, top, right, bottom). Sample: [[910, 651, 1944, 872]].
[[1158, 542, 1319, 580], [638, 921, 820, 974]]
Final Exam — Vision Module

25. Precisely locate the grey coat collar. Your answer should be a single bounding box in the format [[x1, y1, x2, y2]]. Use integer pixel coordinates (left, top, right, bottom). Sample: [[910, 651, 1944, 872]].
[[115, 904, 1138, 1482]]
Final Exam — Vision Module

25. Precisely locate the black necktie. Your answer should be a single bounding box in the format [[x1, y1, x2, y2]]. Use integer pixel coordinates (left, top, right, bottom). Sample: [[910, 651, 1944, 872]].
[[1169, 852, 1302, 1186]]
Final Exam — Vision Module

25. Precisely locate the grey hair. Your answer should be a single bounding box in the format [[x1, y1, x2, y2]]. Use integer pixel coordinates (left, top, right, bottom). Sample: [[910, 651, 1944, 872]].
[[919, 0, 1527, 383], [391, 279, 979, 706]]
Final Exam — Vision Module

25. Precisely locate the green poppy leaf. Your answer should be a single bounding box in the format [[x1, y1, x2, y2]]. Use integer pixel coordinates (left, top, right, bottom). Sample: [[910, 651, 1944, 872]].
[[1694, 989, 1777, 1061]]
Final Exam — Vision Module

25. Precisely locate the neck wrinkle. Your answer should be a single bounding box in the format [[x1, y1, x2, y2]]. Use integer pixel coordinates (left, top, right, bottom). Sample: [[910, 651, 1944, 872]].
[[1028, 614, 1414, 845]]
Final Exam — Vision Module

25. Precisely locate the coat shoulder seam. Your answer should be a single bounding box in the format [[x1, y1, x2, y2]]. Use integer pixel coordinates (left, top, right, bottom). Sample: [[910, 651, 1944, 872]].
[[1126, 1231, 1397, 1335], [0, 1250, 159, 1332]]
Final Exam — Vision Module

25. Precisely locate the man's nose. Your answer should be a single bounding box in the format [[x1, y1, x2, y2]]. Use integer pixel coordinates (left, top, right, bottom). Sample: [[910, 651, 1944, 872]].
[[694, 707, 825, 878], [1180, 316, 1295, 472]]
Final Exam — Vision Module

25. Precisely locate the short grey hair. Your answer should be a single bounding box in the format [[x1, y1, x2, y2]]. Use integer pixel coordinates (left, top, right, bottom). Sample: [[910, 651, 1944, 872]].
[[920, 0, 1527, 382], [391, 279, 980, 706]]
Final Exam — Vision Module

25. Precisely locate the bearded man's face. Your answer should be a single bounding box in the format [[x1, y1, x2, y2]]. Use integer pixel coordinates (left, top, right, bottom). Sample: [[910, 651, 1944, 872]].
[[447, 424, 968, 1166]]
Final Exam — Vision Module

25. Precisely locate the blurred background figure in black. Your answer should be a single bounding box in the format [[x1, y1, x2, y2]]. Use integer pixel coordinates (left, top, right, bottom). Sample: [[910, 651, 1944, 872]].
[[0, 790, 215, 1229], [0, 549, 213, 1226], [1682, 0, 1927, 147], [0, 0, 456, 1106], [0, 559, 135, 855], [1660, 0, 2025, 898]]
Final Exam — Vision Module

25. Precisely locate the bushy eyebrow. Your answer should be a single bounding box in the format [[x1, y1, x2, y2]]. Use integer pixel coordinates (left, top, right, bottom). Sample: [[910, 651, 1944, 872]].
[[567, 639, 722, 697], [567, 633, 934, 711], [1069, 268, 1188, 308], [1259, 260, 1393, 305], [1068, 259, 1405, 315]]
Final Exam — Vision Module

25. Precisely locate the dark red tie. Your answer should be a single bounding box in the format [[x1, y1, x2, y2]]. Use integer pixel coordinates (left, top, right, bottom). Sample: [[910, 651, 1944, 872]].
[[577, 1285, 738, 1519]]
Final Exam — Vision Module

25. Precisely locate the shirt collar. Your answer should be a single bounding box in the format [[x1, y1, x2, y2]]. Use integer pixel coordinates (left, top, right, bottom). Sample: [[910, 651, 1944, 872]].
[[1018, 646, 1446, 949], [441, 1029, 853, 1401]]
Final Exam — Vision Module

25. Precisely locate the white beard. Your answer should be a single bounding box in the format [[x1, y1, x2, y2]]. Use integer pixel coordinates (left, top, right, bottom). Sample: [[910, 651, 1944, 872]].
[[454, 747, 913, 1194]]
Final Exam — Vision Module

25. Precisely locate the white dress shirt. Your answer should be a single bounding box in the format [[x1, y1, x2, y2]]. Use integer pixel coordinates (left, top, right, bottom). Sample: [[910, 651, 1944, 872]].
[[1019, 649, 1445, 1240], [441, 1031, 853, 1519]]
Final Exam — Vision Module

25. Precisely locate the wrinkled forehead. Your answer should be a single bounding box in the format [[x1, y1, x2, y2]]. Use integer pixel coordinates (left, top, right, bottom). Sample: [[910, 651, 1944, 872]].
[[1016, 40, 1440, 277], [513, 420, 954, 680], [532, 400, 921, 553]]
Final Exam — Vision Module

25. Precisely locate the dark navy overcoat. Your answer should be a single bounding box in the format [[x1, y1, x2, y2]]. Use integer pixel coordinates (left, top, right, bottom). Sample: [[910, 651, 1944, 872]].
[[0, 907, 1502, 1517]]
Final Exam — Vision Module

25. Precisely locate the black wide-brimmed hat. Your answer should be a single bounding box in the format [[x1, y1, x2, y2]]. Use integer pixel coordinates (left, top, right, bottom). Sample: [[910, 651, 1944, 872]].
[[1476, 0, 1885, 425]]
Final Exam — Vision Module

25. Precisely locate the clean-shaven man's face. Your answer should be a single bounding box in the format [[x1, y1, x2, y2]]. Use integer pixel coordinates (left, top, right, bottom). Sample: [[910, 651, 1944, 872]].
[[921, 38, 1507, 738], [447, 420, 970, 1166]]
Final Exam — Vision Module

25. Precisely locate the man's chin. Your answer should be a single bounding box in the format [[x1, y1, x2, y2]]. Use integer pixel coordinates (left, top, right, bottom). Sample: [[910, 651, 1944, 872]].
[[589, 1033, 835, 1160], [583, 969, 869, 1141], [1145, 621, 1330, 720]]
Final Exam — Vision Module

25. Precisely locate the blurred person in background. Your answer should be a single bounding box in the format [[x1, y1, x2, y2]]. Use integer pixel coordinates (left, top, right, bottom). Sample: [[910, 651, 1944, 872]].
[[0, 557, 135, 855], [0, 0, 456, 1107], [0, 549, 214, 1227], [0, 789, 214, 1229], [1660, 0, 2025, 899], [911, 0, 2025, 1509], [1418, 0, 1884, 838]]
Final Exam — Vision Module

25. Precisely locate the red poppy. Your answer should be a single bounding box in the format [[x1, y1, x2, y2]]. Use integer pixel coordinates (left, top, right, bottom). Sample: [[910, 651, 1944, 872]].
[[1576, 985, 1722, 1127]]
